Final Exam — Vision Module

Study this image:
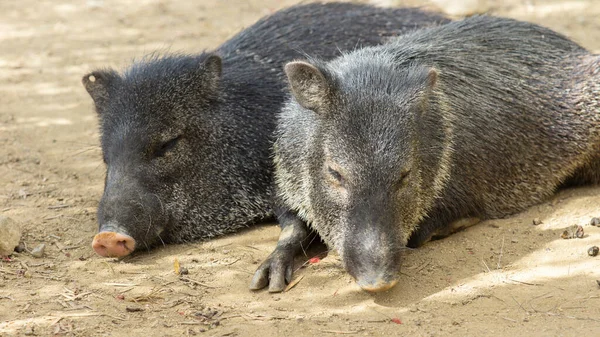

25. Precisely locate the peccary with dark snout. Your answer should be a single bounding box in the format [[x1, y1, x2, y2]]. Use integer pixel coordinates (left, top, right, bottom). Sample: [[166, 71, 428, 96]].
[[82, 3, 448, 259], [255, 15, 600, 292]]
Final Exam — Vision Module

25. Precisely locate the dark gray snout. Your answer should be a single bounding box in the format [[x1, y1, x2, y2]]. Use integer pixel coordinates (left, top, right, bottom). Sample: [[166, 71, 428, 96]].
[[342, 204, 402, 292], [95, 167, 168, 255]]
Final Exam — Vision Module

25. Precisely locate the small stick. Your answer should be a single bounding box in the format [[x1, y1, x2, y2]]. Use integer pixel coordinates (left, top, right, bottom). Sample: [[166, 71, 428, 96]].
[[60, 246, 81, 251], [508, 278, 541, 286], [221, 257, 241, 266], [481, 259, 491, 273], [511, 295, 527, 313], [319, 329, 361, 334], [364, 319, 389, 323], [284, 275, 304, 292], [416, 260, 431, 273], [48, 205, 71, 209], [102, 283, 138, 287]]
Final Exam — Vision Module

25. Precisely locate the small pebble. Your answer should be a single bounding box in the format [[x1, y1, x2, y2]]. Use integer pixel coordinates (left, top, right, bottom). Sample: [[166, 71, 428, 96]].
[[576, 225, 584, 238], [126, 306, 144, 312], [31, 244, 46, 258], [560, 225, 584, 239], [511, 239, 518, 243], [588, 246, 599, 257], [532, 218, 542, 226], [0, 216, 21, 256], [179, 267, 189, 275], [590, 217, 600, 226], [14, 242, 26, 253]]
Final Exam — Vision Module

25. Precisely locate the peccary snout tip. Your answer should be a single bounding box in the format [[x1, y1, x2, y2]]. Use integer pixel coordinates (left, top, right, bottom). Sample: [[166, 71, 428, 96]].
[[356, 275, 399, 293], [92, 231, 136, 258]]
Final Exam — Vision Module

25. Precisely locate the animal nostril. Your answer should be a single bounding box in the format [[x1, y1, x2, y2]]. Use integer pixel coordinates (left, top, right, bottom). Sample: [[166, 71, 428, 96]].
[[92, 231, 136, 257]]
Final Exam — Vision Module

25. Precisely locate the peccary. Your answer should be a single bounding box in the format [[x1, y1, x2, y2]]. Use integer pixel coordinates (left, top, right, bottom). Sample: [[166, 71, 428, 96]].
[[82, 3, 448, 258], [254, 15, 600, 292]]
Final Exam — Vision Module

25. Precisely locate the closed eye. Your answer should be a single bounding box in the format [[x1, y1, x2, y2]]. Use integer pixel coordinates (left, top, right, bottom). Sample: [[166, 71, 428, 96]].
[[395, 169, 411, 190], [154, 136, 182, 158], [328, 166, 345, 186]]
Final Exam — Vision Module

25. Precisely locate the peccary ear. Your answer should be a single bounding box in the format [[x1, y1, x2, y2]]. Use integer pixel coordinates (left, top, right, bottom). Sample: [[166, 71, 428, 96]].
[[200, 54, 222, 92], [82, 70, 120, 111], [285, 61, 332, 113], [412, 67, 440, 126], [426, 68, 438, 89]]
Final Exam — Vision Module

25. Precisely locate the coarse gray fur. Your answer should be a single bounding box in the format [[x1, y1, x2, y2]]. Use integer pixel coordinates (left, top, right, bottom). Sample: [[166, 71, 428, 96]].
[[271, 15, 600, 290]]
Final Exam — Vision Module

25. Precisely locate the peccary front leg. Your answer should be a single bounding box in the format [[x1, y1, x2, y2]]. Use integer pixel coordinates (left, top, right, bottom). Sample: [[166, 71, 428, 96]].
[[250, 207, 309, 292]]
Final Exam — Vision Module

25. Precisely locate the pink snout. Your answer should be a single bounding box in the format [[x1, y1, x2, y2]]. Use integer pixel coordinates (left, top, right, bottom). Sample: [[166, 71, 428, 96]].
[[92, 231, 136, 257]]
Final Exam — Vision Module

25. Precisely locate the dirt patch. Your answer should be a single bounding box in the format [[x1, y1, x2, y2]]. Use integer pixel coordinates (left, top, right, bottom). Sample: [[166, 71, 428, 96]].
[[1, 0, 599, 336]]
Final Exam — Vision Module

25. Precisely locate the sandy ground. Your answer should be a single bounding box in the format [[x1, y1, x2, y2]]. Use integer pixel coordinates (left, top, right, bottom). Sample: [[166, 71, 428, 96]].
[[1, 0, 600, 336]]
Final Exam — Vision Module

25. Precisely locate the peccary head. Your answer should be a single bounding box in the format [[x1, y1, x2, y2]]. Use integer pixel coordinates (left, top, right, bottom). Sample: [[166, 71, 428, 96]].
[[83, 54, 270, 257], [283, 56, 446, 291]]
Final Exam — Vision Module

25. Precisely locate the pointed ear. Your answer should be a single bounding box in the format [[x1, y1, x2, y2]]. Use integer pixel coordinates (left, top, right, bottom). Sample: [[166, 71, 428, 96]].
[[200, 54, 222, 92], [82, 69, 120, 111], [284, 61, 332, 113], [414, 67, 438, 106], [426, 68, 438, 89], [413, 67, 440, 124]]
